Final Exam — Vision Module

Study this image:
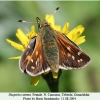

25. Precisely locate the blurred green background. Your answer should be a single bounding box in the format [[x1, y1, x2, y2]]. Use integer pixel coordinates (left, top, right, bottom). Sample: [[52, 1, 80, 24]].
[[0, 1, 100, 92]]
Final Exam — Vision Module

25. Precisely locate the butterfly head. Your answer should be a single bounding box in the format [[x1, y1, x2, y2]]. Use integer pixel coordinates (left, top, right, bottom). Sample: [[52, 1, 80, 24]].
[[36, 17, 49, 30]]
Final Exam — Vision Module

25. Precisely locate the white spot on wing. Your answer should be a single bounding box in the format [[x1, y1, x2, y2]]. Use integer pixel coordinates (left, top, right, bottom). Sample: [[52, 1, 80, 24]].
[[80, 59, 83, 62], [35, 61, 37, 66], [31, 59, 33, 63], [67, 46, 71, 51], [28, 45, 31, 48], [72, 55, 75, 60], [78, 51, 82, 55], [31, 66, 35, 69], [77, 59, 80, 62], [36, 51, 38, 55], [68, 53, 71, 57], [37, 58, 39, 62]]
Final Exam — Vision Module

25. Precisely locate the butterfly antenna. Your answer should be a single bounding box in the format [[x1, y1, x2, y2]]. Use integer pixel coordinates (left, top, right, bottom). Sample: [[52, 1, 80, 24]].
[[18, 20, 37, 24], [47, 7, 60, 20]]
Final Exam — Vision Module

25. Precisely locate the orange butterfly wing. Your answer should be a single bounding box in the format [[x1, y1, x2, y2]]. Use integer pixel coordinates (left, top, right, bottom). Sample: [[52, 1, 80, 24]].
[[19, 35, 50, 76], [55, 31, 91, 70]]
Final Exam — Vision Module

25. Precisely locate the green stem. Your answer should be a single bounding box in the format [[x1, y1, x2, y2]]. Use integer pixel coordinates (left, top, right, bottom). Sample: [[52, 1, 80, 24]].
[[42, 69, 62, 92]]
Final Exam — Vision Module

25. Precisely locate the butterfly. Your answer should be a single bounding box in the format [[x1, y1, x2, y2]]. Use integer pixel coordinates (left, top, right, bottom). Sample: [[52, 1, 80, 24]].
[[19, 7, 91, 76]]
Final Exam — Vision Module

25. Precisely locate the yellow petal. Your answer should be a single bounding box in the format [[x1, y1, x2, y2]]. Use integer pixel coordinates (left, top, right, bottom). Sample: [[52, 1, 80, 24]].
[[26, 25, 37, 39], [67, 25, 84, 42], [74, 36, 86, 45], [6, 39, 24, 51], [46, 14, 61, 31], [9, 56, 20, 60], [61, 22, 69, 34], [45, 14, 54, 27], [53, 25, 61, 31], [52, 72, 58, 79], [16, 29, 29, 48], [30, 75, 40, 86]]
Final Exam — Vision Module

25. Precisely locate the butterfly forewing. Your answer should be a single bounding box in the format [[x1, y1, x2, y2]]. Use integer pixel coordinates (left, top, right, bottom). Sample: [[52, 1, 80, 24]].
[[55, 31, 90, 70], [19, 35, 50, 76]]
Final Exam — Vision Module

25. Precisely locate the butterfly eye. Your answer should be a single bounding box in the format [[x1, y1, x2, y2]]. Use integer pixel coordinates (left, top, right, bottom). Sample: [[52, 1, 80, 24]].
[[38, 24, 42, 28]]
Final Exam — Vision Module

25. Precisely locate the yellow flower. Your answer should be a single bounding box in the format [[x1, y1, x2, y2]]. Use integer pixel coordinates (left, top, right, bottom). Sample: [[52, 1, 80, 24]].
[[6, 14, 85, 86]]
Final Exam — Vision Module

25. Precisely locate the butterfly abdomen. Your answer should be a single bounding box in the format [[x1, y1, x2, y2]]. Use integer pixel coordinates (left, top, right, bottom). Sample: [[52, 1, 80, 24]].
[[42, 26, 59, 72]]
